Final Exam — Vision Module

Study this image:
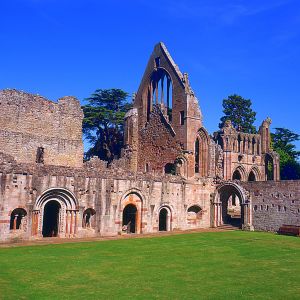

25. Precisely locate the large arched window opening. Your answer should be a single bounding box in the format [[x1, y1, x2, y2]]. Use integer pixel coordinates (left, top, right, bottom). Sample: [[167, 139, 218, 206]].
[[195, 138, 200, 173], [232, 169, 242, 180], [151, 69, 173, 122], [194, 129, 209, 177], [265, 154, 274, 180], [248, 171, 256, 181], [10, 208, 27, 230]]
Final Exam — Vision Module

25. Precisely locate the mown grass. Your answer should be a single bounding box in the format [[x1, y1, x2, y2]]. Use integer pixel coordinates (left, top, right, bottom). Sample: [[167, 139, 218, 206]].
[[0, 231, 299, 299]]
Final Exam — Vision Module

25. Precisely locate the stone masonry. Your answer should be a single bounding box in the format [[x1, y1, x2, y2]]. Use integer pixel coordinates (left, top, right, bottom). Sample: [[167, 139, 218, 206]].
[[0, 42, 299, 242]]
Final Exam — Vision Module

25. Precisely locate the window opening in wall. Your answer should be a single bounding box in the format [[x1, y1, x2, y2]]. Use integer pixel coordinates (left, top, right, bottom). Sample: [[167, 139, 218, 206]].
[[252, 137, 256, 154], [155, 57, 160, 68], [147, 87, 151, 122], [145, 163, 150, 173], [151, 69, 173, 122], [36, 147, 44, 164], [248, 171, 256, 181], [83, 208, 96, 228], [265, 154, 274, 180], [10, 208, 27, 230], [238, 135, 242, 153], [164, 163, 176, 175], [195, 139, 199, 173], [232, 169, 242, 180], [180, 111, 185, 125]]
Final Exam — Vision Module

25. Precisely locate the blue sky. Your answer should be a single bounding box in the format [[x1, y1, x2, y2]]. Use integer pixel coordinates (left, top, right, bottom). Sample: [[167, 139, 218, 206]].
[[1, 0, 299, 150]]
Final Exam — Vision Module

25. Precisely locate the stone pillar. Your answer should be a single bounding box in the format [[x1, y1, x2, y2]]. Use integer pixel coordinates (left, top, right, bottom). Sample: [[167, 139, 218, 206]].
[[13, 215, 18, 230], [65, 210, 69, 236]]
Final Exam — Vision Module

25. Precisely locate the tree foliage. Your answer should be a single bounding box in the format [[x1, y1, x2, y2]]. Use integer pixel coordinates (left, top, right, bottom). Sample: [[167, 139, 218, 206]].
[[82, 89, 132, 162], [219, 94, 256, 133], [271, 128, 300, 180]]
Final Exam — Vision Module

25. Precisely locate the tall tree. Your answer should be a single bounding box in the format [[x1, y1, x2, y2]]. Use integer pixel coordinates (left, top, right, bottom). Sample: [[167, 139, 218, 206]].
[[82, 89, 131, 162], [271, 128, 300, 180], [219, 94, 257, 133]]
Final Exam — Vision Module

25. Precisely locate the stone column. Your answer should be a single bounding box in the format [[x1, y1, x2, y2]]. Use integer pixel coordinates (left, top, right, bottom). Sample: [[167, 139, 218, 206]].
[[13, 215, 18, 230]]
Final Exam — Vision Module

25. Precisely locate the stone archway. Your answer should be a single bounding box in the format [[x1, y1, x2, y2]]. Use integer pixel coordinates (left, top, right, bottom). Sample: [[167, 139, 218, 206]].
[[213, 182, 252, 230], [33, 188, 79, 238], [158, 207, 171, 231], [119, 190, 144, 234]]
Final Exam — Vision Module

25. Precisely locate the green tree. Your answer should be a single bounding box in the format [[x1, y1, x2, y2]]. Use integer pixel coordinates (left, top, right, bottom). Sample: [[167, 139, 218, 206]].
[[271, 128, 300, 180], [219, 94, 256, 133], [82, 89, 132, 162]]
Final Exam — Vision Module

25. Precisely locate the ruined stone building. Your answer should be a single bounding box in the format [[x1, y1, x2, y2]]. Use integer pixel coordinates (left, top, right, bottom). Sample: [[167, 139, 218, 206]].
[[0, 42, 299, 242]]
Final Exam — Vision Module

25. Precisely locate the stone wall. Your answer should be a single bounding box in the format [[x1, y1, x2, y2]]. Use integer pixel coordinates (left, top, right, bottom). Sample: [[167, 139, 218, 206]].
[[0, 155, 213, 241], [242, 181, 300, 232], [0, 89, 83, 168]]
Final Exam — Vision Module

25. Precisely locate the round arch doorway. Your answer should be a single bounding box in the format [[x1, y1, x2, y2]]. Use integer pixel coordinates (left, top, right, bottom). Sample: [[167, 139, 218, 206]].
[[213, 183, 250, 229], [42, 200, 61, 237], [158, 207, 171, 232], [122, 204, 137, 233]]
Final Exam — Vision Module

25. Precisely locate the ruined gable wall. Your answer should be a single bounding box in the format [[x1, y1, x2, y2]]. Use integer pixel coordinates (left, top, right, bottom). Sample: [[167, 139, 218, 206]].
[[134, 43, 188, 146], [0, 90, 83, 168], [138, 107, 182, 173], [242, 181, 300, 232]]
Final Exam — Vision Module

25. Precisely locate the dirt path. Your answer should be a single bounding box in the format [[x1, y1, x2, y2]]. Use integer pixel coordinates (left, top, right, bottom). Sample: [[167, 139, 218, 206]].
[[0, 228, 230, 248]]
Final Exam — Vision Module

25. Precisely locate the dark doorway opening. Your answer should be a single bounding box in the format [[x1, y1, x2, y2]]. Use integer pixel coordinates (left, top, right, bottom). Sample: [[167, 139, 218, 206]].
[[122, 204, 137, 233], [42, 200, 60, 237], [159, 208, 168, 231]]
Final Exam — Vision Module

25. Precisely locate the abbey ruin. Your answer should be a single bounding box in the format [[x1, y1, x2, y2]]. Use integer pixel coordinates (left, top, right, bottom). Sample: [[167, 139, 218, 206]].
[[0, 42, 299, 242]]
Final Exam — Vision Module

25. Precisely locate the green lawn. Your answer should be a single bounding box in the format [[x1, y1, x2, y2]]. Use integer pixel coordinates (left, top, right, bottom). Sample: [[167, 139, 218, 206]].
[[0, 231, 300, 300]]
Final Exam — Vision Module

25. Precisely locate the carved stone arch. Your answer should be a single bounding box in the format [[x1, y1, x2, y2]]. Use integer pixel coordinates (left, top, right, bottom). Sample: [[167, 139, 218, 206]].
[[119, 188, 145, 234], [119, 188, 146, 205], [33, 188, 79, 238], [35, 187, 78, 210], [232, 165, 247, 181], [248, 166, 261, 181], [215, 182, 247, 205], [213, 182, 252, 230], [194, 127, 210, 177]]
